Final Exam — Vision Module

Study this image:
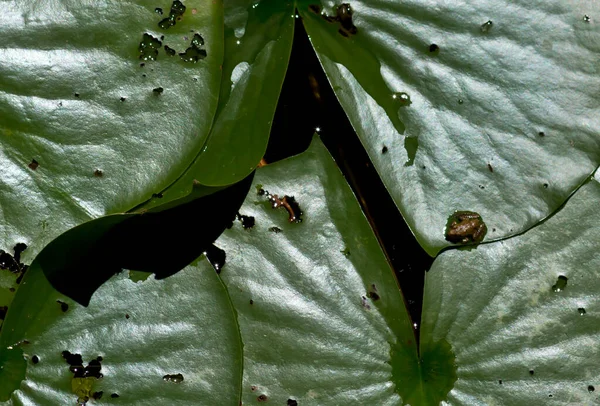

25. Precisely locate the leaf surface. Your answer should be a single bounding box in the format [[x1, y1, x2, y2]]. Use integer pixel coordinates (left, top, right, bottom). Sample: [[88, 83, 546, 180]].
[[421, 174, 600, 405], [300, 0, 600, 255]]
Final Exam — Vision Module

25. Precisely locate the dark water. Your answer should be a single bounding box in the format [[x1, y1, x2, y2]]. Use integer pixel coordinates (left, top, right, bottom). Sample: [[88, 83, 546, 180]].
[[265, 16, 432, 328]]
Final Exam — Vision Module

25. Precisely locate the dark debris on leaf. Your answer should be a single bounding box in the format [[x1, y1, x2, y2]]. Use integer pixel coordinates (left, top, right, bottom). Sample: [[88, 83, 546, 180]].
[[57, 300, 69, 312], [288, 400, 298, 406], [259, 188, 303, 223], [236, 213, 255, 229], [204, 244, 226, 274], [62, 351, 103, 379], [163, 373, 184, 383], [316, 3, 358, 37]]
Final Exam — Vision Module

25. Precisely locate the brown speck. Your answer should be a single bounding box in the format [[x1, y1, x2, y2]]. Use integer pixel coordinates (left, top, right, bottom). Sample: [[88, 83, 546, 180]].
[[152, 193, 163, 198], [381, 146, 388, 154], [257, 394, 268, 402], [92, 391, 103, 400], [487, 163, 494, 172], [111, 393, 120, 398], [125, 313, 130, 319], [94, 169, 103, 177], [74, 92, 80, 98], [429, 43, 439, 52], [529, 369, 534, 375], [140, 63, 145, 67], [538, 131, 545, 137], [499, 380, 503, 384], [287, 400, 298, 406], [361, 296, 371, 310], [249, 300, 254, 305], [56, 300, 69, 312], [268, 226, 282, 233], [0, 306, 7, 320], [192, 8, 197, 14], [543, 183, 548, 188], [367, 291, 380, 300], [32, 355, 40, 364], [250, 385, 258, 392], [120, 97, 126, 102], [28, 159, 39, 170], [153, 87, 164, 94]]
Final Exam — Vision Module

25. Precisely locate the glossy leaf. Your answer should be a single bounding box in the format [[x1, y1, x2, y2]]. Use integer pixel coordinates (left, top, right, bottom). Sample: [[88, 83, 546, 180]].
[[0, 260, 242, 404], [421, 175, 600, 405], [211, 136, 419, 405], [40, 173, 252, 306], [299, 0, 600, 255], [0, 0, 223, 264], [179, 0, 295, 188]]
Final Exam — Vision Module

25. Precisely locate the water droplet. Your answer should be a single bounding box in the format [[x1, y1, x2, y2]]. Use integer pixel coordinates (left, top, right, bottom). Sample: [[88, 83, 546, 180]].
[[315, 126, 321, 133], [480, 20, 493, 33], [204, 244, 226, 274], [164, 45, 176, 56], [578, 307, 586, 315], [392, 92, 411, 106], [429, 43, 440, 53], [583, 15, 591, 23], [552, 275, 568, 292], [155, 7, 163, 15], [163, 373, 184, 383], [588, 385, 595, 392], [138, 33, 162, 61]]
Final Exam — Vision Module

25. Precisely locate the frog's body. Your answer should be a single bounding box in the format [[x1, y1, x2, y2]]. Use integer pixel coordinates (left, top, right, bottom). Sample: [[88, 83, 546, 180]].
[[445, 211, 487, 244]]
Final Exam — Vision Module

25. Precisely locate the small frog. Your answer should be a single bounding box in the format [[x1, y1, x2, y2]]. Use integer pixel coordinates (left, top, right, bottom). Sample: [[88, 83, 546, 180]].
[[445, 211, 487, 244]]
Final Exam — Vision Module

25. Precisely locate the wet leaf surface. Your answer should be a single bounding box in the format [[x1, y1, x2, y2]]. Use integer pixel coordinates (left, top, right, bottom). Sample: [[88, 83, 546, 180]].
[[422, 173, 600, 405], [299, 0, 600, 255]]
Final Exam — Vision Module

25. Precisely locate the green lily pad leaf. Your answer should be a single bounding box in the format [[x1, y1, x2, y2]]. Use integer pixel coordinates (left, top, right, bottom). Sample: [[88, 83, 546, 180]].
[[0, 259, 241, 404], [421, 175, 600, 404], [208, 136, 419, 404], [299, 0, 600, 255], [0, 0, 223, 264], [186, 0, 295, 187], [40, 173, 252, 306]]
